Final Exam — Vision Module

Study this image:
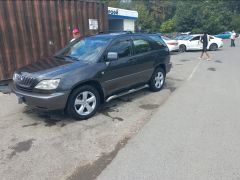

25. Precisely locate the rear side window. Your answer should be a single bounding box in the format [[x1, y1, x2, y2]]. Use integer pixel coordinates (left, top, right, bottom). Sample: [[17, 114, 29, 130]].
[[133, 39, 151, 54], [108, 40, 131, 58], [149, 35, 167, 48]]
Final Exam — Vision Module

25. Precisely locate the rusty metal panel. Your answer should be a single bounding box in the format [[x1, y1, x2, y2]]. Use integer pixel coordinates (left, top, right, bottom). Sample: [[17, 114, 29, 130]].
[[0, 0, 108, 81]]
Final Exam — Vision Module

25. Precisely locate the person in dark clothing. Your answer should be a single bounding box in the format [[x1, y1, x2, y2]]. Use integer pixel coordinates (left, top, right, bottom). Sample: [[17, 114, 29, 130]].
[[199, 32, 211, 60]]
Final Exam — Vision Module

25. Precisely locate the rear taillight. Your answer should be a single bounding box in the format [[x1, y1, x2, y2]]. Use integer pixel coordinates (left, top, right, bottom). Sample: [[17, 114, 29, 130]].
[[167, 42, 178, 45]]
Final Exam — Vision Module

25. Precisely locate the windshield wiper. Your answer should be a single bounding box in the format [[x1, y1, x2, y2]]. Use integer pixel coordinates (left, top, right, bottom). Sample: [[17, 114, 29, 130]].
[[54, 55, 65, 60], [63, 55, 79, 61]]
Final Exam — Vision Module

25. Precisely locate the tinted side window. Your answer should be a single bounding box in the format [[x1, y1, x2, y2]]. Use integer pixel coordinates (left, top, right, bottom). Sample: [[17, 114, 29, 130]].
[[192, 36, 200, 41], [133, 39, 151, 54], [108, 40, 131, 58], [149, 35, 166, 49]]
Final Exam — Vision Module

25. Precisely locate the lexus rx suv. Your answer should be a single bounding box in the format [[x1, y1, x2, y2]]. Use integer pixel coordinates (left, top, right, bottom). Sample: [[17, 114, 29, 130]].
[[12, 33, 172, 120]]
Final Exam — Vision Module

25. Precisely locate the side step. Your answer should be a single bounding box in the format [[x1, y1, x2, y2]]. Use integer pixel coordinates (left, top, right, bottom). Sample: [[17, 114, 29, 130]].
[[106, 84, 149, 102]]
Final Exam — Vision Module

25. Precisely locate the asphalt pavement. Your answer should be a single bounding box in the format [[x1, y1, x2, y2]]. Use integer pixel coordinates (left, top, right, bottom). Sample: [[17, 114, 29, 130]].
[[97, 41, 240, 180]]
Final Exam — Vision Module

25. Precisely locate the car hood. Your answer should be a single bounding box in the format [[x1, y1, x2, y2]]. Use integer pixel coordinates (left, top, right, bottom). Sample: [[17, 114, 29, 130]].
[[16, 57, 88, 79]]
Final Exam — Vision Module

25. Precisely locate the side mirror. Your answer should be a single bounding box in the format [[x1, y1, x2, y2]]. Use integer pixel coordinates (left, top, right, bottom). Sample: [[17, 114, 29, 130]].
[[107, 52, 118, 61]]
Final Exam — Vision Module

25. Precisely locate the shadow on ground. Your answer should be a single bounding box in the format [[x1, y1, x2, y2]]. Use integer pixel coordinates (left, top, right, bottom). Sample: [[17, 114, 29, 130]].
[[21, 79, 179, 126]]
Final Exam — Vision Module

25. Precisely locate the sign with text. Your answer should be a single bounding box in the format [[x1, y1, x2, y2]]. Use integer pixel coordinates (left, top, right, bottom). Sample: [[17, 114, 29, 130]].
[[108, 7, 138, 19], [89, 19, 98, 30]]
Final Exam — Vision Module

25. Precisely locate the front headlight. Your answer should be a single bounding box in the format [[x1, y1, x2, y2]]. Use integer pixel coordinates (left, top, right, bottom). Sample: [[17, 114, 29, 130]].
[[35, 79, 60, 90], [13, 73, 18, 81]]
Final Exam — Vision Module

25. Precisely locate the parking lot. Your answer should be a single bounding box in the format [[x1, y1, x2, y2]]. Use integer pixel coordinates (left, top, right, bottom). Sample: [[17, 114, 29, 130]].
[[0, 39, 238, 180]]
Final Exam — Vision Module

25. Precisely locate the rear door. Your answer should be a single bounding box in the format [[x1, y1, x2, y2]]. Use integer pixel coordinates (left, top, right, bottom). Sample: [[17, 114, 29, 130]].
[[130, 36, 156, 83]]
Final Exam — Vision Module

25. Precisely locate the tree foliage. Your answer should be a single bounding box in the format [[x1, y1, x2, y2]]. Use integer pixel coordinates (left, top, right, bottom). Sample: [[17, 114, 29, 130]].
[[174, 0, 233, 34], [98, 0, 240, 33], [160, 18, 176, 33]]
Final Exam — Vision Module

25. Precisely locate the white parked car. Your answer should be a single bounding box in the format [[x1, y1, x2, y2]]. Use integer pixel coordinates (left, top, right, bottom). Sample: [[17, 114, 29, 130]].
[[161, 36, 179, 52], [177, 34, 223, 52]]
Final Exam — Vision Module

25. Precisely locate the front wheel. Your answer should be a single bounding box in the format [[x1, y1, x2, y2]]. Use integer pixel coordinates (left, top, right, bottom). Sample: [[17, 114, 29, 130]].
[[149, 67, 166, 92], [67, 85, 100, 120]]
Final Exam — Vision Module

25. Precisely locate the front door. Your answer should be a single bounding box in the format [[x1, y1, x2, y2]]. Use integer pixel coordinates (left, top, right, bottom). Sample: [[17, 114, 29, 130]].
[[102, 38, 136, 96], [189, 36, 202, 50]]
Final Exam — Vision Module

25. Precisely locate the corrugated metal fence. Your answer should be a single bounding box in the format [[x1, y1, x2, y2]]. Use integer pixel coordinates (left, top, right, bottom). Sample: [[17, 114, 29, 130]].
[[0, 0, 108, 81]]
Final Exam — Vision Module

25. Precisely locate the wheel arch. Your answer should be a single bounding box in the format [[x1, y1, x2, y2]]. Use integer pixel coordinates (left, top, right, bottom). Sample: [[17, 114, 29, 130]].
[[155, 64, 166, 75], [67, 80, 105, 106]]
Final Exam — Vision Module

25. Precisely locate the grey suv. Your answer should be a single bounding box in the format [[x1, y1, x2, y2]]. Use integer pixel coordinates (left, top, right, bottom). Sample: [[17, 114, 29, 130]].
[[12, 33, 172, 120]]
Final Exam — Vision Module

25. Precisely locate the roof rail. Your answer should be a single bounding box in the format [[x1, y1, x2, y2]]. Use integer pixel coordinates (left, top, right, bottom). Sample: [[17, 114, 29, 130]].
[[97, 31, 133, 35]]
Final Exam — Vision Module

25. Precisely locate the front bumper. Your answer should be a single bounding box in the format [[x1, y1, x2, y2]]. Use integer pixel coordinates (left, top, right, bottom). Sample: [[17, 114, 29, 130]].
[[12, 84, 69, 110]]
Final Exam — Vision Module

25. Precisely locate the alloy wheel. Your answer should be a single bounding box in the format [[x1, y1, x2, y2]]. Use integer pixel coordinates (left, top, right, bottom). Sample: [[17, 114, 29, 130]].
[[74, 91, 97, 116], [154, 72, 164, 88]]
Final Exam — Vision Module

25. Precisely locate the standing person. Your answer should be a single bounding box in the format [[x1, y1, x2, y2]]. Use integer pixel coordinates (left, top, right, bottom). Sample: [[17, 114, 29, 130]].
[[230, 30, 236, 47], [199, 32, 211, 60], [70, 28, 81, 42]]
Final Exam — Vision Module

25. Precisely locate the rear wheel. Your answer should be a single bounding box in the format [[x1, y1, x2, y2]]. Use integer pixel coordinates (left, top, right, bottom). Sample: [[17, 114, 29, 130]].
[[149, 67, 165, 92], [67, 85, 100, 120], [209, 43, 218, 51], [179, 44, 186, 52]]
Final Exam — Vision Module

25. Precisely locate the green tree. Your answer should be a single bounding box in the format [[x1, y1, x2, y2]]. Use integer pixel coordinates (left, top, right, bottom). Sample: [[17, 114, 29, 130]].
[[174, 0, 234, 34], [230, 14, 240, 32], [134, 2, 158, 32], [160, 18, 176, 33]]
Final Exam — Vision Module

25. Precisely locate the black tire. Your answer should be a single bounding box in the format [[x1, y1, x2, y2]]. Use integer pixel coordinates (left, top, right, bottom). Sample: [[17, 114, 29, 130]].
[[209, 43, 218, 51], [67, 85, 100, 120], [149, 67, 166, 92], [179, 44, 186, 52]]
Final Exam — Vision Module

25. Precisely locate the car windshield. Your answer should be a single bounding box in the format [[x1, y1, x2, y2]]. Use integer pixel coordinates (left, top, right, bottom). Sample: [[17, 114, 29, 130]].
[[55, 36, 110, 63]]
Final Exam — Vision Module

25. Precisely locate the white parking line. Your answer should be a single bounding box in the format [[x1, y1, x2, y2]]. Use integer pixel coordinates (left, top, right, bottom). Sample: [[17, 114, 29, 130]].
[[187, 60, 202, 81]]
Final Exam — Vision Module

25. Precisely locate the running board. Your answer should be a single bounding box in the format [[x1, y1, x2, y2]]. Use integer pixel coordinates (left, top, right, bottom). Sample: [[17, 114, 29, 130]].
[[106, 84, 149, 102]]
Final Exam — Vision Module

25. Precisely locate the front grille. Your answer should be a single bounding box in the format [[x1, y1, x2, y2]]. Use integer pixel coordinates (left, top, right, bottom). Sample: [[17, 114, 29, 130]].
[[14, 73, 36, 89], [16, 84, 33, 92]]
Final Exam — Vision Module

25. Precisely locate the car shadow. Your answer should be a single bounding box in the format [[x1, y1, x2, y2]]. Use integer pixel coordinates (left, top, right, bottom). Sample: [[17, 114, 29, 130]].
[[22, 107, 75, 127], [170, 51, 181, 55]]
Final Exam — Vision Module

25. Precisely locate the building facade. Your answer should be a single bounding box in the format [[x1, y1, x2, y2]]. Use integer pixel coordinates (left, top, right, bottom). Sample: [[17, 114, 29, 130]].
[[108, 7, 138, 32]]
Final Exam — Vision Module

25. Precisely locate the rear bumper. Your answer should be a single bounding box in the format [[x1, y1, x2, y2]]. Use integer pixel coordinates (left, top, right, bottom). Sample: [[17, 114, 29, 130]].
[[12, 84, 69, 110], [168, 45, 179, 52], [166, 62, 172, 73]]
